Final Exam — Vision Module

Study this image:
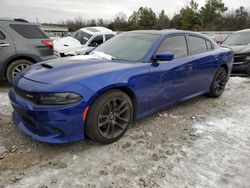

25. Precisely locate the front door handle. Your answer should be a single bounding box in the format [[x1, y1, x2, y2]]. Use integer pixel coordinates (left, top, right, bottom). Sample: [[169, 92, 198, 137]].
[[0, 43, 10, 47]]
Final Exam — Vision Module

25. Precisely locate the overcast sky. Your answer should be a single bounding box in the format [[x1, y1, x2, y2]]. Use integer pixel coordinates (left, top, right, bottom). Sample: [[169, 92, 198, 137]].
[[0, 0, 250, 23]]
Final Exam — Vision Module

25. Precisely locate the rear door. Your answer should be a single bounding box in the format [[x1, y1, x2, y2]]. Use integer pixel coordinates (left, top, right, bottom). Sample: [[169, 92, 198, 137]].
[[0, 26, 16, 74], [186, 35, 217, 94]]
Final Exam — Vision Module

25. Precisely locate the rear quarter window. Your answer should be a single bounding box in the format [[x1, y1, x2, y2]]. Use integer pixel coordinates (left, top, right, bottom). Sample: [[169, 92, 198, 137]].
[[0, 30, 5, 40], [10, 24, 48, 39], [189, 36, 208, 55]]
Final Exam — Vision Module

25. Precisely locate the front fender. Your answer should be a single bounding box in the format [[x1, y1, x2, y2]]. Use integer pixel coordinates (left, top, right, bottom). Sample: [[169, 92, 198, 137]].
[[78, 65, 151, 119]]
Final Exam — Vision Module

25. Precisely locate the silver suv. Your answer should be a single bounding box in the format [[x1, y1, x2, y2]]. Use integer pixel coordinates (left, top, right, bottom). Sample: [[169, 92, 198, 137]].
[[0, 18, 57, 83]]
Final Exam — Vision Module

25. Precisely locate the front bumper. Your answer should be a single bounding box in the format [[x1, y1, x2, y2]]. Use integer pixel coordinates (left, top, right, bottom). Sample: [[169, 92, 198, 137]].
[[232, 56, 250, 76], [9, 88, 87, 144]]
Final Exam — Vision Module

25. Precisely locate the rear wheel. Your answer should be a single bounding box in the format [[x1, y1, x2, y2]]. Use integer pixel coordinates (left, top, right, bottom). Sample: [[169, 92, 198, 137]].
[[208, 67, 228, 98], [6, 59, 33, 83], [85, 90, 133, 144]]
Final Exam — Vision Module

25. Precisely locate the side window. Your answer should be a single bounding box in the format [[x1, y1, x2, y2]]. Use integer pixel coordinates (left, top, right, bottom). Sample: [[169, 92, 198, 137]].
[[157, 35, 188, 59], [189, 36, 208, 54], [105, 34, 114, 41], [89, 35, 104, 47], [0, 30, 5, 40], [206, 40, 213, 50], [10, 24, 47, 39]]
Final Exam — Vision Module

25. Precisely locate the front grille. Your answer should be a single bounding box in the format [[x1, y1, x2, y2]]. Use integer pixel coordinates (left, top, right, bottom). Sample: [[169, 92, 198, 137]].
[[234, 55, 246, 63], [14, 87, 38, 104]]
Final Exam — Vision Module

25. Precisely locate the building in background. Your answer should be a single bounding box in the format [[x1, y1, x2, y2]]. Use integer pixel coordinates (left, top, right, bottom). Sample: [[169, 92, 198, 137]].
[[40, 25, 69, 39]]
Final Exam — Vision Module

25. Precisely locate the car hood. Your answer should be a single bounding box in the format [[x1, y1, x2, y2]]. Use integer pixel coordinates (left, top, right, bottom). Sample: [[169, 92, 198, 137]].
[[53, 37, 88, 54], [221, 44, 250, 54], [21, 55, 139, 84]]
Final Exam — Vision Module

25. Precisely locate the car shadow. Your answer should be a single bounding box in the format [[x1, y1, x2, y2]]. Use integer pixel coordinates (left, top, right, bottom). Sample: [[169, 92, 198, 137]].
[[0, 81, 11, 89]]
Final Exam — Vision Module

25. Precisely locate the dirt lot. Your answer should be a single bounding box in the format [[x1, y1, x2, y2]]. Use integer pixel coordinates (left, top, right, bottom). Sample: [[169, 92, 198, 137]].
[[0, 77, 250, 188]]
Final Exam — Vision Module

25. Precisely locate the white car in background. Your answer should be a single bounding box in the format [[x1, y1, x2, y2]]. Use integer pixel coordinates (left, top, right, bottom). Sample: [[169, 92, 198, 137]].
[[53, 27, 116, 57]]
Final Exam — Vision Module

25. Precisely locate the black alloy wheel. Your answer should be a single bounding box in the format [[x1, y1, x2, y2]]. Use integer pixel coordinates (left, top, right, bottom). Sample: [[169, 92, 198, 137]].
[[85, 90, 133, 144], [208, 67, 228, 98], [97, 98, 131, 139]]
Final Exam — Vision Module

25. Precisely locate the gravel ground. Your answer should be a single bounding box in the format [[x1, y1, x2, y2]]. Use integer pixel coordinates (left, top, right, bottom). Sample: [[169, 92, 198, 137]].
[[0, 77, 250, 188]]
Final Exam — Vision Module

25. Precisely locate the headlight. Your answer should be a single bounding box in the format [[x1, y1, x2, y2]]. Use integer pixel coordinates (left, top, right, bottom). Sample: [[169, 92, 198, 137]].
[[38, 93, 82, 105]]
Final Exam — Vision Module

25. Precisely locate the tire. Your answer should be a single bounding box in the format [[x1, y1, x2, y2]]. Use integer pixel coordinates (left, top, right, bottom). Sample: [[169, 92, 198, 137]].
[[85, 90, 133, 144], [6, 59, 33, 83], [207, 67, 228, 98]]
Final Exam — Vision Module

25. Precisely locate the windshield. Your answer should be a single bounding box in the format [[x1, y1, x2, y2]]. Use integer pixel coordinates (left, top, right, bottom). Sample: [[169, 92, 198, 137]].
[[70, 30, 92, 45], [223, 32, 250, 45], [92, 33, 159, 62]]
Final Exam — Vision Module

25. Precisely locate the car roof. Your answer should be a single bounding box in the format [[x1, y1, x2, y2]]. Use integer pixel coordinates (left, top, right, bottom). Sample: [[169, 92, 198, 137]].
[[125, 29, 210, 38], [125, 29, 176, 35], [80, 26, 115, 35], [234, 29, 250, 33], [0, 18, 38, 26]]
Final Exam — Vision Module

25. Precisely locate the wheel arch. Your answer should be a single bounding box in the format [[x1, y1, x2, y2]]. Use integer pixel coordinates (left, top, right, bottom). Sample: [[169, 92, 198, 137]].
[[220, 63, 229, 74], [3, 55, 37, 78], [87, 84, 138, 121]]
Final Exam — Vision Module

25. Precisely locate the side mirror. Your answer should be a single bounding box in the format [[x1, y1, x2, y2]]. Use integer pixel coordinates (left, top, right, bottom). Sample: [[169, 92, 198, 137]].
[[154, 52, 174, 61]]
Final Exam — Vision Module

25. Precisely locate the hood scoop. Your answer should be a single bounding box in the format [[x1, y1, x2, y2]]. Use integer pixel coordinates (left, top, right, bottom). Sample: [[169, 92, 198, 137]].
[[41, 63, 53, 69]]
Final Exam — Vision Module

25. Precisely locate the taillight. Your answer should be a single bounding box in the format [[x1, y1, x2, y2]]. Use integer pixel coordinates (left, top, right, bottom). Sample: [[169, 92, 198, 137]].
[[42, 39, 53, 50]]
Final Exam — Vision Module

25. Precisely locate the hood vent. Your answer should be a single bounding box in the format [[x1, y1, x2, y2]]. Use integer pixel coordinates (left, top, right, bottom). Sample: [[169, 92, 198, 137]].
[[41, 63, 53, 69]]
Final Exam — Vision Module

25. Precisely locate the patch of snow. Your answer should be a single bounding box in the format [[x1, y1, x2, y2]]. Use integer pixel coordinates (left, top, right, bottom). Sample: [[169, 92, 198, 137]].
[[91, 51, 114, 60], [0, 91, 12, 115], [228, 77, 249, 85], [185, 105, 250, 187], [69, 51, 114, 61], [0, 143, 7, 156]]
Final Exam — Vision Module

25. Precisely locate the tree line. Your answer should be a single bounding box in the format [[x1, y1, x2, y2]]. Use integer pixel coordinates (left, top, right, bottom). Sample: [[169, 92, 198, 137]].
[[49, 0, 250, 32]]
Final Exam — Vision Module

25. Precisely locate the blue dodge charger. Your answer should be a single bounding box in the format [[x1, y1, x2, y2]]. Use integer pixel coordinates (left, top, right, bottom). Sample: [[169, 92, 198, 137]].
[[9, 30, 233, 144]]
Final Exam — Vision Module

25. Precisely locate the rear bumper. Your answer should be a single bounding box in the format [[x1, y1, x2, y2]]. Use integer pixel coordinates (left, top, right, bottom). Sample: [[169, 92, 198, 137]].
[[9, 88, 86, 144], [41, 54, 58, 61]]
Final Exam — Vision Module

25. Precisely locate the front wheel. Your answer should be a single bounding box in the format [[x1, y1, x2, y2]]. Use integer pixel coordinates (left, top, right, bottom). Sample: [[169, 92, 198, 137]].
[[85, 90, 133, 144], [6, 59, 33, 83], [208, 67, 228, 98]]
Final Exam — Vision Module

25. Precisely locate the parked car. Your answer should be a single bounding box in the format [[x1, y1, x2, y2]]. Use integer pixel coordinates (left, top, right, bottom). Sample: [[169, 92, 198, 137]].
[[53, 27, 116, 57], [202, 31, 232, 44], [0, 18, 57, 83], [221, 29, 250, 76], [9, 30, 233, 144]]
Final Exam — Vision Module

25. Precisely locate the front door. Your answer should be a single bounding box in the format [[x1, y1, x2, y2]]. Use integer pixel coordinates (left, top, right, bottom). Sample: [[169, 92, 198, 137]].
[[147, 35, 194, 110]]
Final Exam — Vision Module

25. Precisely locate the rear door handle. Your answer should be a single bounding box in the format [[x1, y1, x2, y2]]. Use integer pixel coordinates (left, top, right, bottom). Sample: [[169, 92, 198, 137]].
[[0, 43, 10, 47]]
